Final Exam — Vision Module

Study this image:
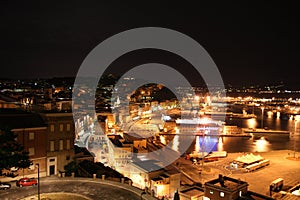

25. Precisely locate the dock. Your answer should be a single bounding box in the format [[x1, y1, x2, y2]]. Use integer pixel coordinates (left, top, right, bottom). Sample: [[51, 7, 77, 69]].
[[159, 132, 251, 138], [242, 128, 290, 135]]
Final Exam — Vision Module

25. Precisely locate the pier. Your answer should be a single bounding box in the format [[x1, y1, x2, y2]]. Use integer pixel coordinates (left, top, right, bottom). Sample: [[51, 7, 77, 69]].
[[159, 132, 252, 138], [242, 128, 290, 135]]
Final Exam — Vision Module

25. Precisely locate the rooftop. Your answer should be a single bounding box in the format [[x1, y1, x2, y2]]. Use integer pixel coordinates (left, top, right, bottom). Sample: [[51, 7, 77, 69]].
[[0, 108, 46, 129], [205, 175, 248, 191], [179, 186, 204, 197]]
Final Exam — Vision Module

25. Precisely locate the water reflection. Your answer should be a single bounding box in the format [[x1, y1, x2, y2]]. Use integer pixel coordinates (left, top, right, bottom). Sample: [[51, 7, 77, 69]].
[[254, 136, 270, 152], [247, 118, 257, 129], [218, 137, 224, 152], [160, 116, 300, 154], [193, 136, 219, 154]]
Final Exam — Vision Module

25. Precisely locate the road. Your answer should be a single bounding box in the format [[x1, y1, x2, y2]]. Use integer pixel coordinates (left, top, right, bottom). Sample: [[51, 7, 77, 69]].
[[0, 177, 143, 200]]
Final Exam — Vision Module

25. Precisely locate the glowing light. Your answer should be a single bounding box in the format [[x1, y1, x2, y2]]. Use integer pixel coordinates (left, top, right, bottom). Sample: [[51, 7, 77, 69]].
[[160, 135, 166, 145], [195, 136, 200, 153], [255, 137, 270, 152], [172, 135, 179, 152], [247, 118, 257, 129], [276, 111, 280, 119], [267, 111, 273, 118], [218, 137, 224, 152], [174, 126, 179, 134]]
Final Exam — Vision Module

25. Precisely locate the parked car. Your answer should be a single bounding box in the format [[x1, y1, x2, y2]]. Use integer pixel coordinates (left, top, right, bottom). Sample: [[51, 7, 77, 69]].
[[0, 182, 11, 190], [16, 178, 37, 187]]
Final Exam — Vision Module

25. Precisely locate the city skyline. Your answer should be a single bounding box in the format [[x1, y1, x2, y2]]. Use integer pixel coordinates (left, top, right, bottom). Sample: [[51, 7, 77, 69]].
[[1, 2, 300, 88]]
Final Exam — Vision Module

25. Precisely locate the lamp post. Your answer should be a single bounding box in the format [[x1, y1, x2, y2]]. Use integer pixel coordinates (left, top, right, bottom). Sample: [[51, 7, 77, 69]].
[[294, 119, 298, 158], [36, 163, 40, 200], [261, 107, 265, 128]]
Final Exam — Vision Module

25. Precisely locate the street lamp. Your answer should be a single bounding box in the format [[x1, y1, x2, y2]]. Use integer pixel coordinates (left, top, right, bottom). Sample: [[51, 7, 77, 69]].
[[294, 119, 298, 158], [36, 163, 40, 200], [261, 107, 265, 128]]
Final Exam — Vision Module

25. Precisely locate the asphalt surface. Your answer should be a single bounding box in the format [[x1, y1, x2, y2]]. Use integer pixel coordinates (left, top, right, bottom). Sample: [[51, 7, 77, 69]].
[[0, 178, 144, 200]]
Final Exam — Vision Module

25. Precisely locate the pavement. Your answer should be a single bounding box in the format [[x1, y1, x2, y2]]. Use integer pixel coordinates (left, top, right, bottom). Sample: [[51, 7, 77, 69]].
[[176, 149, 300, 198], [0, 176, 157, 200]]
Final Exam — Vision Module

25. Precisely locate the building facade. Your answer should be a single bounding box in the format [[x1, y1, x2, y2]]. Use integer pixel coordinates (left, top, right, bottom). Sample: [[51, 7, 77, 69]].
[[41, 113, 75, 176], [0, 109, 47, 180]]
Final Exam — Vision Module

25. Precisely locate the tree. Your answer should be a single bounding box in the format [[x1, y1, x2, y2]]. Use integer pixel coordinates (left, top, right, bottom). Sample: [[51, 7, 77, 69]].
[[174, 190, 180, 200], [0, 129, 32, 177]]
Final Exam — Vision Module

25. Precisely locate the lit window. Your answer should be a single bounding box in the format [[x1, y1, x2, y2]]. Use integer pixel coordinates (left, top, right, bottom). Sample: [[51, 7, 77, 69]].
[[29, 132, 34, 140], [28, 147, 35, 156], [28, 164, 34, 170], [50, 141, 55, 151], [66, 123, 71, 131], [59, 140, 64, 150], [210, 190, 213, 194], [50, 125, 55, 132], [59, 124, 64, 132], [220, 192, 225, 197], [66, 139, 70, 150]]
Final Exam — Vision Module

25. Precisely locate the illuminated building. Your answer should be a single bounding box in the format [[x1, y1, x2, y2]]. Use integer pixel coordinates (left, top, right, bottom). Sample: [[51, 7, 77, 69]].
[[129, 160, 180, 199], [107, 134, 133, 175]]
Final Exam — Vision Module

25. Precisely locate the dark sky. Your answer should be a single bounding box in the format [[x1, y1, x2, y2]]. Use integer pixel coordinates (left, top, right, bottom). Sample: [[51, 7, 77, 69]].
[[1, 1, 299, 88]]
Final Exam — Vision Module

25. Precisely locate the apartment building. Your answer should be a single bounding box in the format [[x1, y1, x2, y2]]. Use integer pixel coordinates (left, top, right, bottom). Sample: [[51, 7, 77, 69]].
[[0, 109, 47, 179], [40, 112, 75, 176]]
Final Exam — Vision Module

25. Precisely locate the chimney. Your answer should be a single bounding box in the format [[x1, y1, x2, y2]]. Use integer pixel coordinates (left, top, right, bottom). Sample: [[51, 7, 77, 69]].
[[219, 174, 225, 187]]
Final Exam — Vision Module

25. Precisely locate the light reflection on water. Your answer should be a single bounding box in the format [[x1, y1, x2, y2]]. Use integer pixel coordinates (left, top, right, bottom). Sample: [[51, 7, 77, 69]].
[[161, 117, 300, 153], [254, 136, 270, 152]]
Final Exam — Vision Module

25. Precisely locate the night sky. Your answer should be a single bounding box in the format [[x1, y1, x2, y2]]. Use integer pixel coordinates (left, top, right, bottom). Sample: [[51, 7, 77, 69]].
[[1, 1, 299, 88]]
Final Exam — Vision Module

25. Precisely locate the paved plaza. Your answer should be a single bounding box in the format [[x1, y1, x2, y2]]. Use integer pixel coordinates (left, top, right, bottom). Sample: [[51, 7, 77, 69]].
[[177, 150, 300, 196]]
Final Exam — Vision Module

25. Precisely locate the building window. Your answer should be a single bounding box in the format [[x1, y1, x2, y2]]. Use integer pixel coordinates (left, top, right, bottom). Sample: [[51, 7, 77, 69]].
[[28, 164, 34, 170], [66, 139, 70, 150], [66, 155, 70, 160], [29, 132, 34, 140], [59, 140, 64, 150], [50, 124, 55, 132], [209, 190, 213, 194], [50, 141, 55, 151], [49, 158, 55, 162], [66, 123, 71, 131], [220, 192, 225, 197], [59, 124, 64, 132], [28, 147, 35, 156]]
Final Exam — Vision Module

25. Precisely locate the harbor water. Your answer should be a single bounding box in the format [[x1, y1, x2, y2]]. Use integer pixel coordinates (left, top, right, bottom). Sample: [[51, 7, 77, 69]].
[[161, 116, 300, 154]]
